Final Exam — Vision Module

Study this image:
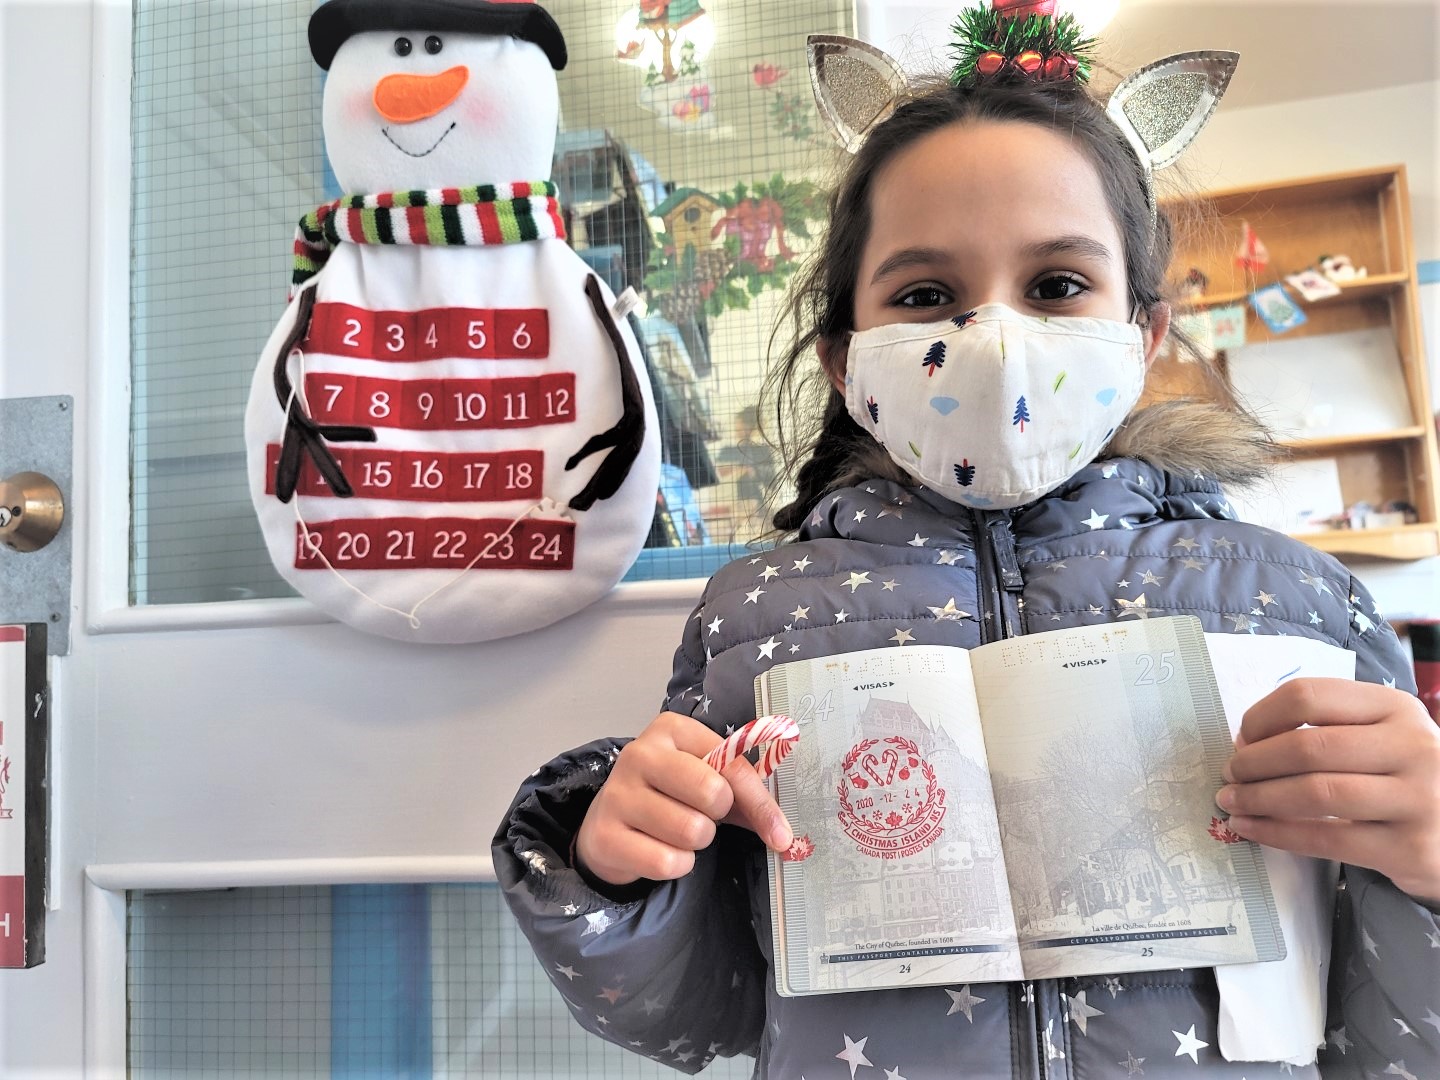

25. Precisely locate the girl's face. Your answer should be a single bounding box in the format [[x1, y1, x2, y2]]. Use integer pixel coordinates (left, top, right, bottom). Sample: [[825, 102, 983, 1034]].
[[824, 119, 1169, 379]]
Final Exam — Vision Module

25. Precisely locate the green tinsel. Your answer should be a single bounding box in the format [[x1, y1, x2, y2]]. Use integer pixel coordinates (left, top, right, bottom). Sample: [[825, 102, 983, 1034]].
[[949, 5, 1096, 86]]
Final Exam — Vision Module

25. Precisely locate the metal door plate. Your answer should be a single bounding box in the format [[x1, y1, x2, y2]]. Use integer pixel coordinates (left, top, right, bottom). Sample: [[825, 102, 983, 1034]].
[[0, 397, 73, 655]]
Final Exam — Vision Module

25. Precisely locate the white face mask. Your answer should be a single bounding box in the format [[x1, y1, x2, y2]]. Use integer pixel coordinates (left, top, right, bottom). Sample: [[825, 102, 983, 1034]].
[[844, 303, 1147, 509]]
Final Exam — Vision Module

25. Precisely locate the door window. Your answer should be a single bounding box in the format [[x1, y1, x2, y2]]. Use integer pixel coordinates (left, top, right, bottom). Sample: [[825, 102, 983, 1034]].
[[129, 0, 852, 604], [127, 884, 755, 1076]]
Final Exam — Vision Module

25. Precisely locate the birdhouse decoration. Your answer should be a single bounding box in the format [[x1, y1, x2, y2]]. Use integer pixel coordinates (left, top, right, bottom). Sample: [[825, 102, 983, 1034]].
[[653, 188, 723, 261], [244, 0, 661, 644], [614, 0, 717, 129], [616, 0, 713, 84]]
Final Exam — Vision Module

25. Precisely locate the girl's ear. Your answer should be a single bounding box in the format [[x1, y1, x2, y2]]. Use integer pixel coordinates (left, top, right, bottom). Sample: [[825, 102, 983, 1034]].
[[817, 336, 850, 394], [1141, 302, 1172, 369]]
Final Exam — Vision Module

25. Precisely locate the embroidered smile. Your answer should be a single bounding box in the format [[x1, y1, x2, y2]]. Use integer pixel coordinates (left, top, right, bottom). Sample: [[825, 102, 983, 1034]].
[[382, 122, 457, 158]]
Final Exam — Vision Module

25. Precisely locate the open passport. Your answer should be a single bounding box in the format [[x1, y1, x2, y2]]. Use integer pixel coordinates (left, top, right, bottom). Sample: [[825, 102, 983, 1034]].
[[755, 615, 1287, 997]]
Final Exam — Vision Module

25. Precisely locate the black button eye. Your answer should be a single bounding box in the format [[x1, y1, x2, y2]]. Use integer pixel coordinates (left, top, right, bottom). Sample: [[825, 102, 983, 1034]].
[[394, 37, 412, 57], [425, 35, 443, 55]]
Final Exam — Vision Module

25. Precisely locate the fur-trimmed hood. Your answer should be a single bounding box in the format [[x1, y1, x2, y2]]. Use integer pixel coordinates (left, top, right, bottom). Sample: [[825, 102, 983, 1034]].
[[826, 400, 1280, 502]]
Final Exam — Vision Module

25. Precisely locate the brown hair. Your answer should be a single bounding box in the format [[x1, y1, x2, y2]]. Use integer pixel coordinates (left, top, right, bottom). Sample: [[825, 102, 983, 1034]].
[[764, 76, 1254, 532]]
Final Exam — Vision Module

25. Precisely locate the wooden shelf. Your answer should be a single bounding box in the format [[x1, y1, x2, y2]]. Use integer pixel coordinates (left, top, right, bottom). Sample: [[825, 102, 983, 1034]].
[[1281, 427, 1429, 453], [1183, 272, 1409, 311], [1162, 165, 1402, 216], [1164, 165, 1440, 565], [1295, 525, 1440, 561]]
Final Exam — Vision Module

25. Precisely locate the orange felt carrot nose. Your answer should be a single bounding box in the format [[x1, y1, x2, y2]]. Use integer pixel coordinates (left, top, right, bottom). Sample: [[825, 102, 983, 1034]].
[[373, 66, 469, 123]]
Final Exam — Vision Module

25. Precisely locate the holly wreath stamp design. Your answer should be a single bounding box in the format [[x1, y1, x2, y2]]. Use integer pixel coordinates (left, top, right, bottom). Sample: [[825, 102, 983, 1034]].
[[837, 735, 947, 859]]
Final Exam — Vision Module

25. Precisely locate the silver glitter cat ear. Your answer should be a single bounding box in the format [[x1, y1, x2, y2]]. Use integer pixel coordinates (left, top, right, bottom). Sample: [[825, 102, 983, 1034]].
[[808, 34, 910, 154], [1106, 51, 1240, 223]]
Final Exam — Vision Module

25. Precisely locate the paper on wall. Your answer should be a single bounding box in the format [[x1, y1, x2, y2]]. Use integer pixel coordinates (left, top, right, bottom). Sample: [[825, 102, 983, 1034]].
[[1228, 458, 1345, 534], [1227, 326, 1412, 440]]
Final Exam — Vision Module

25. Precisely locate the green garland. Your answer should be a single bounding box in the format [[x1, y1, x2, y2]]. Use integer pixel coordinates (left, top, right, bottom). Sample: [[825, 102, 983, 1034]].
[[949, 6, 1096, 85]]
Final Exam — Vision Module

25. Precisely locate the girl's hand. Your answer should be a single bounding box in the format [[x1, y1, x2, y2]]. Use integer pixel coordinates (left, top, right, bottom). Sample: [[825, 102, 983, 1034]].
[[1219, 678, 1440, 905], [575, 712, 794, 887]]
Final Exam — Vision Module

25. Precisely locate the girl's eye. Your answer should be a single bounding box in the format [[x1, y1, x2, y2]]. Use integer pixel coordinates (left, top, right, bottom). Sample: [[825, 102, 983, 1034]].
[[394, 37, 413, 57], [897, 286, 951, 309], [1030, 275, 1088, 302], [425, 35, 444, 55]]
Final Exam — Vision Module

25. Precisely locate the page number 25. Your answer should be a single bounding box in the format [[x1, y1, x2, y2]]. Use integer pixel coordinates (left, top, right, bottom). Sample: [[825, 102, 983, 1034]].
[[1134, 651, 1176, 687]]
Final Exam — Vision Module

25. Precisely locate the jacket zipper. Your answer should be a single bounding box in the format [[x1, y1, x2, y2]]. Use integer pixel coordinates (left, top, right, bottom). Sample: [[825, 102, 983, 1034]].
[[973, 510, 1024, 644], [972, 510, 1064, 1080]]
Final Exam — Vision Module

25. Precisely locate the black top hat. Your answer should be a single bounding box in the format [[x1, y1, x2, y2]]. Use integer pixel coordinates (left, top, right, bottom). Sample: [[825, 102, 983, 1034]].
[[309, 0, 567, 72]]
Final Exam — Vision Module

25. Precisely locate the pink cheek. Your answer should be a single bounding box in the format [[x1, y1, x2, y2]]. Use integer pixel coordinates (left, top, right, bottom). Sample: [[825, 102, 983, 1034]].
[[349, 91, 377, 121], [460, 98, 493, 127]]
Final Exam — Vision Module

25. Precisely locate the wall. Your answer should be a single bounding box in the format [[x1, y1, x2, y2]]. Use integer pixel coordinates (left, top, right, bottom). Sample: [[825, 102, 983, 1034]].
[[1183, 79, 1440, 263]]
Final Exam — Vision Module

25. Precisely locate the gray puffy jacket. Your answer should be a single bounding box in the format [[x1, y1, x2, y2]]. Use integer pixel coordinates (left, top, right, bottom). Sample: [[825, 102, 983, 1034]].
[[495, 442, 1439, 1079]]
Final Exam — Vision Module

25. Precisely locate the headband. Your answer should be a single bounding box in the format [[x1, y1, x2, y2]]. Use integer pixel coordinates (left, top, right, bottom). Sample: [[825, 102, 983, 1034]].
[[808, 1, 1238, 232]]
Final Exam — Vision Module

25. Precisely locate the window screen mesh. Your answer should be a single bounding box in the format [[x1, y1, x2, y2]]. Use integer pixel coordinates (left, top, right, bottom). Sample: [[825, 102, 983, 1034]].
[[129, 0, 852, 604], [127, 884, 755, 1077]]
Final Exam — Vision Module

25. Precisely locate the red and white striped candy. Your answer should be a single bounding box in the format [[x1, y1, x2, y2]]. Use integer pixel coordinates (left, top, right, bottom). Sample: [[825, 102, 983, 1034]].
[[703, 715, 799, 780]]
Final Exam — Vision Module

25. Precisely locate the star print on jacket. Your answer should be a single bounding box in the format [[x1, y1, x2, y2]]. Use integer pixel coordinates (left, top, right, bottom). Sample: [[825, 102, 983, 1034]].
[[495, 456, 1436, 1080]]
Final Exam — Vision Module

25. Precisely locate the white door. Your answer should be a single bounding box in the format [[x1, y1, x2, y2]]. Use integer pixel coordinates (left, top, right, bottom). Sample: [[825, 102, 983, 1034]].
[[0, 3, 698, 1074]]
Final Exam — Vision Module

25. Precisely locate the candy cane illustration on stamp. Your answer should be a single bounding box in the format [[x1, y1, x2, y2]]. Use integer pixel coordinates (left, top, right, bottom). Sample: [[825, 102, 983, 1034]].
[[837, 735, 947, 859]]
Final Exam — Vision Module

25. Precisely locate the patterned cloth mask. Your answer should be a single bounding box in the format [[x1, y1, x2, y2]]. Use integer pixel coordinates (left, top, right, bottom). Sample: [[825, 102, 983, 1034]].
[[845, 303, 1147, 508]]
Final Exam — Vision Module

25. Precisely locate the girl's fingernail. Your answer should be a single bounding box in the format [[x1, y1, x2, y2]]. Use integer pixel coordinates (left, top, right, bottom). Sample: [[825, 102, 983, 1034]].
[[772, 820, 793, 851], [1222, 761, 1236, 783], [1216, 786, 1236, 811]]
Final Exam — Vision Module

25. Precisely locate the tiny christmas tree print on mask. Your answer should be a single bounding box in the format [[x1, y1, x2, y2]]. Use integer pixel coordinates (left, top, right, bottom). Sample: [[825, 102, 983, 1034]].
[[954, 460, 976, 487], [866, 396, 879, 423], [922, 340, 947, 377], [1012, 396, 1031, 432]]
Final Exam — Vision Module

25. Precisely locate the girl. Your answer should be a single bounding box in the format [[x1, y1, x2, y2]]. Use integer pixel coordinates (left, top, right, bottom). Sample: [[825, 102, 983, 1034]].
[[495, 20, 1440, 1080]]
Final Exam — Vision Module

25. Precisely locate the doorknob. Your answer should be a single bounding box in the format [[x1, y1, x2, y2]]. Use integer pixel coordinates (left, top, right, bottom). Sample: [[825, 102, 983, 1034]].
[[0, 471, 65, 552]]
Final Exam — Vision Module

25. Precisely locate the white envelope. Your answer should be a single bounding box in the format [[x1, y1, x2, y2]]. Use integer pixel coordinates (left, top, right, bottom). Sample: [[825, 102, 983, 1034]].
[[1203, 633, 1357, 1065]]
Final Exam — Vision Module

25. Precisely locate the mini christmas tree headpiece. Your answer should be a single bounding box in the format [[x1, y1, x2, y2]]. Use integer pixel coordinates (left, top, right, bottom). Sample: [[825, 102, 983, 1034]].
[[808, 3, 1239, 236], [949, 0, 1095, 85]]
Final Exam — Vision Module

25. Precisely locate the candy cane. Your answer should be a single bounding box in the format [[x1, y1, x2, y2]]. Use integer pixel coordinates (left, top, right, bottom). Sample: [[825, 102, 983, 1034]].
[[703, 715, 799, 780]]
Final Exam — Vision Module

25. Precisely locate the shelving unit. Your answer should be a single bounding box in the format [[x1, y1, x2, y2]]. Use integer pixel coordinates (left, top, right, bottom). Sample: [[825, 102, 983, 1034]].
[[1149, 165, 1440, 561]]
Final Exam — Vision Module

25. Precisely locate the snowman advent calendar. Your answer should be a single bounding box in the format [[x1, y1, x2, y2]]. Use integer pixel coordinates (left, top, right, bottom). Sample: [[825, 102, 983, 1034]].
[[245, 0, 661, 643]]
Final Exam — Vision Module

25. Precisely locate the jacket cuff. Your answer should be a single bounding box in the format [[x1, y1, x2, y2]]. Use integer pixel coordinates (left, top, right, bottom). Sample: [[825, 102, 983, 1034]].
[[494, 738, 658, 912]]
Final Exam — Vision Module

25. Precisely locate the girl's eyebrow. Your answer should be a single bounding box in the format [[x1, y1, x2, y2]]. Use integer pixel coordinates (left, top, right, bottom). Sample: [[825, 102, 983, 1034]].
[[1022, 235, 1114, 265], [869, 246, 954, 285]]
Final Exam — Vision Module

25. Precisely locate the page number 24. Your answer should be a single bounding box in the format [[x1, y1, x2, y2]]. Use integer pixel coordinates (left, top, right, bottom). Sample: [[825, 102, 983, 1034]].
[[1134, 651, 1176, 687]]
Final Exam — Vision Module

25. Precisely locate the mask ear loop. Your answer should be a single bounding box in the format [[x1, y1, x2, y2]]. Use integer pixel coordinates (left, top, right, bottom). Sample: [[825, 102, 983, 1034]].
[[282, 345, 547, 633]]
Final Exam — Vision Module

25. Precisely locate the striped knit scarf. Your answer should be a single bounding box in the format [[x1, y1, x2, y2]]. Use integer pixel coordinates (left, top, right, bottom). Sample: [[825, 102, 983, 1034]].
[[291, 181, 565, 295]]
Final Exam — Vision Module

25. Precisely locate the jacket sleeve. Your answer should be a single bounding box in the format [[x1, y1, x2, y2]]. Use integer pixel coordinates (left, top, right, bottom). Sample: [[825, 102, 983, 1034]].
[[491, 599, 768, 1073], [1317, 574, 1439, 1077]]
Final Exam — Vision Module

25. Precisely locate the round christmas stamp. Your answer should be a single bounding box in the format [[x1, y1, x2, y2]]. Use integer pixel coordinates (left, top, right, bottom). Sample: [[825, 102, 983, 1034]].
[[837, 736, 947, 859]]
